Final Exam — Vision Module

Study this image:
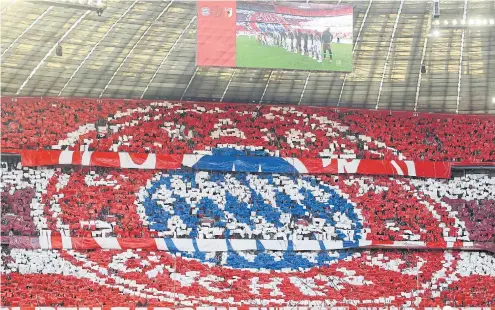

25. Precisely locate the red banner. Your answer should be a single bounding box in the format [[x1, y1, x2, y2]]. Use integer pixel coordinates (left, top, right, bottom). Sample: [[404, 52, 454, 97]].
[[21, 150, 183, 170], [21, 150, 452, 178], [298, 158, 451, 178], [21, 150, 64, 166]]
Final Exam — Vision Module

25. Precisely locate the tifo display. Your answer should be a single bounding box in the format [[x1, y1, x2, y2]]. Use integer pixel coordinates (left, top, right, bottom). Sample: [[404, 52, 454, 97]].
[[1, 97, 494, 307], [1, 160, 495, 306]]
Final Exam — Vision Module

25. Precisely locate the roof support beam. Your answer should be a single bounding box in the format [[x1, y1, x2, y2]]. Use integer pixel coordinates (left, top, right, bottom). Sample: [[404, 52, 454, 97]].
[[1, 6, 53, 61], [181, 67, 199, 100], [456, 0, 468, 114], [0, 0, 17, 15], [414, 5, 432, 112], [338, 0, 372, 106], [375, 0, 404, 110], [297, 1, 311, 106], [140, 15, 196, 99], [259, 70, 274, 104], [298, 72, 311, 105], [220, 69, 236, 102], [58, 0, 141, 96], [15, 10, 90, 96], [99, 0, 175, 98]]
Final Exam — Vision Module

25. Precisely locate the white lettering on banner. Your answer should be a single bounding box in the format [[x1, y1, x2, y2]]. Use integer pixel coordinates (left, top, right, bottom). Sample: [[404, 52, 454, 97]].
[[390, 160, 404, 175], [322, 158, 333, 168], [58, 151, 74, 164], [404, 161, 416, 177], [181, 154, 204, 167], [118, 153, 156, 169], [81, 152, 93, 166], [250, 277, 284, 296], [338, 159, 360, 174]]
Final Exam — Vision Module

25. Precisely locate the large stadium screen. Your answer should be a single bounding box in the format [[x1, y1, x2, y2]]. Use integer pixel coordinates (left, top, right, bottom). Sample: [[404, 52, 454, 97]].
[[197, 1, 353, 72]]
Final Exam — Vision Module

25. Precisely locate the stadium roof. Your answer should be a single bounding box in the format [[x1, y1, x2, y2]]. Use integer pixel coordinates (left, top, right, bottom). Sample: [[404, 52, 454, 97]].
[[1, 0, 494, 114]]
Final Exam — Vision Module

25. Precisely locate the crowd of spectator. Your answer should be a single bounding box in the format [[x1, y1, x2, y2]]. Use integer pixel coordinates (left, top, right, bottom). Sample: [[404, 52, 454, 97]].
[[2, 247, 494, 307], [1, 162, 493, 245], [1, 97, 494, 307], [2, 98, 494, 162]]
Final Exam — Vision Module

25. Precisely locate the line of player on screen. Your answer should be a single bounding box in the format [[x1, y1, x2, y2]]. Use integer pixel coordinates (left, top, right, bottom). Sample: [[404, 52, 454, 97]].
[[255, 25, 337, 64]]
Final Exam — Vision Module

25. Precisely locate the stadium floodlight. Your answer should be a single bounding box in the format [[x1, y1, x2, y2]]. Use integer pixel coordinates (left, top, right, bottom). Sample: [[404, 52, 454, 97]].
[[421, 63, 427, 74], [443, 20, 449, 25], [433, 0, 440, 18], [434, 20, 440, 25], [469, 19, 475, 25], [452, 19, 458, 25], [56, 44, 62, 56], [490, 19, 495, 25], [482, 19, 488, 25], [461, 19, 466, 25], [475, 19, 482, 25], [26, 0, 106, 15], [432, 29, 440, 37]]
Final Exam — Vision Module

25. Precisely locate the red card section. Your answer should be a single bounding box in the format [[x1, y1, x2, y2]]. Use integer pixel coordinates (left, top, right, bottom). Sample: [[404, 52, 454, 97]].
[[196, 0, 237, 67]]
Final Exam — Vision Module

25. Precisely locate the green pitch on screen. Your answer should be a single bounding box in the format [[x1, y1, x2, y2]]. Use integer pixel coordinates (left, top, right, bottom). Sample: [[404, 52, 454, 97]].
[[236, 36, 353, 72]]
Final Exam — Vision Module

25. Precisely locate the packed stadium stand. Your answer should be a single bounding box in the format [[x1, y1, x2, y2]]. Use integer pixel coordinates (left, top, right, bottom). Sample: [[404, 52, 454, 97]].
[[1, 161, 494, 242], [2, 98, 495, 162], [1, 98, 495, 307], [1, 0, 495, 308], [2, 248, 494, 307]]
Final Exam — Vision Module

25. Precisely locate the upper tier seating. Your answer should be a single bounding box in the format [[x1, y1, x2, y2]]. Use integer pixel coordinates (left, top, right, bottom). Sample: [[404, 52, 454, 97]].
[[2, 162, 492, 243], [2, 247, 494, 307], [2, 98, 494, 162]]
